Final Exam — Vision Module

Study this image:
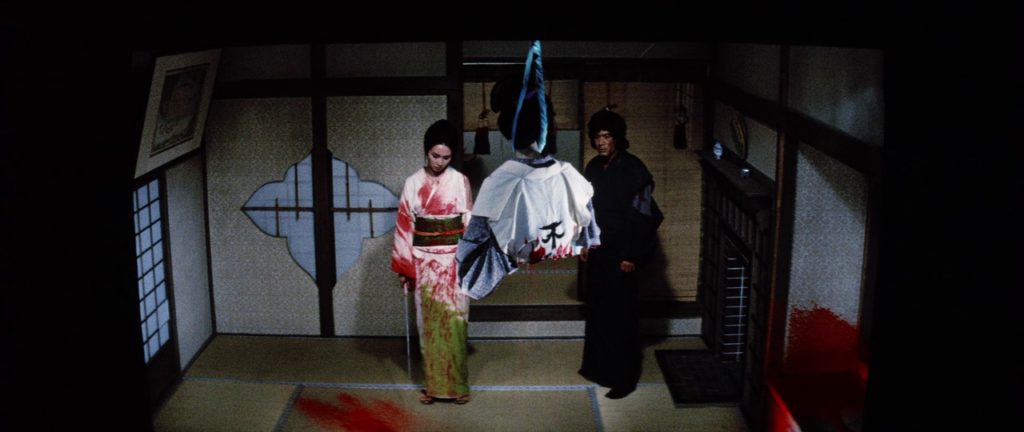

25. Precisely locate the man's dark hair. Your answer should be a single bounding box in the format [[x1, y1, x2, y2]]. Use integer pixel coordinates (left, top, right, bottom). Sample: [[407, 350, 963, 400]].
[[587, 109, 630, 150]]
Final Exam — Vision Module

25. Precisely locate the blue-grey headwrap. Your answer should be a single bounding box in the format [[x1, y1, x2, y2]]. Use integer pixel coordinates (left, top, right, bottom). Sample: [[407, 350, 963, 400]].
[[510, 40, 548, 154]]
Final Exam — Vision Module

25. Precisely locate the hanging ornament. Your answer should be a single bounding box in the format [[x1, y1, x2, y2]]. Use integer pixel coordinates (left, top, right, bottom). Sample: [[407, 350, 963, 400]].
[[731, 112, 748, 160], [673, 83, 689, 149], [474, 82, 491, 155]]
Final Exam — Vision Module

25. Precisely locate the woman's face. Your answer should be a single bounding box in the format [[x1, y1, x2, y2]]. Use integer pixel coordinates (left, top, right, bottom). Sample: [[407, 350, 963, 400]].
[[426, 144, 453, 175]]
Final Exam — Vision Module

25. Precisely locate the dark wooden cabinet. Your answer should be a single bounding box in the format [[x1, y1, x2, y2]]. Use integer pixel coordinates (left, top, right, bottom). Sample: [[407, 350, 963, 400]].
[[697, 150, 773, 426]]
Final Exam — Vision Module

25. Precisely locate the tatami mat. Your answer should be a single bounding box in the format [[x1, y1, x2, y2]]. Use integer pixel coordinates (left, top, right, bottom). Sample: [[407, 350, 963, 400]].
[[281, 387, 596, 432], [185, 336, 412, 384], [598, 386, 748, 432], [154, 379, 297, 432], [187, 335, 707, 386], [156, 335, 748, 431]]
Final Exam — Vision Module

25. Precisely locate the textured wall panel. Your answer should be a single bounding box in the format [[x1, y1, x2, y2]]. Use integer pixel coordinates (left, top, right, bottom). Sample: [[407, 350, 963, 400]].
[[789, 46, 884, 147], [205, 98, 320, 335], [786, 142, 867, 353], [744, 115, 778, 181], [165, 154, 213, 369]]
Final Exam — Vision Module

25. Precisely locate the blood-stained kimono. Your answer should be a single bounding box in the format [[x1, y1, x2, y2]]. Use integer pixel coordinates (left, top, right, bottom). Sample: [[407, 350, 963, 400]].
[[391, 167, 473, 399]]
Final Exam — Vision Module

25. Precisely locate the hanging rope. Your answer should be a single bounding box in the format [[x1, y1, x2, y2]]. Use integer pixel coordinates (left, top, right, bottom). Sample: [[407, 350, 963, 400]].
[[510, 40, 548, 153], [603, 81, 618, 111]]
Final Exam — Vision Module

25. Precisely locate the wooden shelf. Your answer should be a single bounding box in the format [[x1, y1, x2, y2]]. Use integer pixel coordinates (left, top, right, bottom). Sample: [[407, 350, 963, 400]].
[[695, 150, 773, 205]]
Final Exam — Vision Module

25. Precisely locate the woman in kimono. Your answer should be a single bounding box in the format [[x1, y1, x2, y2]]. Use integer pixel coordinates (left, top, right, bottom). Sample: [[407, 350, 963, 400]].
[[391, 119, 473, 405]]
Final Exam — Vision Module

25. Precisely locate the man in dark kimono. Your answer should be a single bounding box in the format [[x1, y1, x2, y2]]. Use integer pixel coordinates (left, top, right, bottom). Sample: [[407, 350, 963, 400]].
[[579, 109, 663, 399]]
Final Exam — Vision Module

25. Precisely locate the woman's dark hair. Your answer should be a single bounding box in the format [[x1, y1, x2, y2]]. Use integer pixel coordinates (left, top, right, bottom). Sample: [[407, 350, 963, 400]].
[[587, 109, 630, 150], [490, 76, 557, 155], [423, 119, 458, 155]]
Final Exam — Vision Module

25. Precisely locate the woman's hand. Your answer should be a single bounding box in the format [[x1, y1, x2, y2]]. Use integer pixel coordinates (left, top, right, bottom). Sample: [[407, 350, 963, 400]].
[[399, 275, 415, 292], [619, 260, 636, 273]]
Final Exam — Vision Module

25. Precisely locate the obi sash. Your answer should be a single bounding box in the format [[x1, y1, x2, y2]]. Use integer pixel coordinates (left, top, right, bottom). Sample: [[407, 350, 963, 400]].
[[413, 216, 464, 247]]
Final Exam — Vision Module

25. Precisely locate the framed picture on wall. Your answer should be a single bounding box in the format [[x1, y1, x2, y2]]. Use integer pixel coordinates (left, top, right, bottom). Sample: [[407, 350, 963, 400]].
[[730, 112, 748, 161], [134, 49, 220, 178]]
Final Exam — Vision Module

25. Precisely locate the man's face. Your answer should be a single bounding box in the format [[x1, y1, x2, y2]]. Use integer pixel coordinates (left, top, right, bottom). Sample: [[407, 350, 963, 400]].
[[594, 130, 617, 157]]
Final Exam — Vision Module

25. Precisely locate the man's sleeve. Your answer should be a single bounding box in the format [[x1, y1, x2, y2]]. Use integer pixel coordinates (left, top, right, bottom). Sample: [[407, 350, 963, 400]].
[[456, 216, 516, 300], [620, 161, 664, 265]]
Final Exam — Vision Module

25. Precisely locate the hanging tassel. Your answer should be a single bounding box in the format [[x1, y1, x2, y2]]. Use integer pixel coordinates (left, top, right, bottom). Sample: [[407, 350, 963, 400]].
[[474, 110, 491, 155], [673, 120, 688, 149], [673, 105, 688, 150], [673, 84, 688, 149]]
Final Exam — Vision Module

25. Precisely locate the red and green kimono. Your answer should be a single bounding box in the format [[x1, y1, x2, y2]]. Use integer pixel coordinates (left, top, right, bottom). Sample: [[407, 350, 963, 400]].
[[391, 167, 473, 399]]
